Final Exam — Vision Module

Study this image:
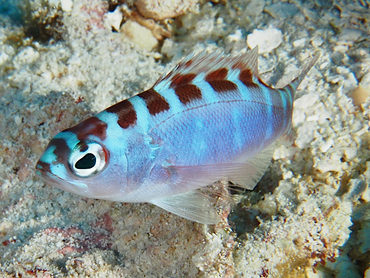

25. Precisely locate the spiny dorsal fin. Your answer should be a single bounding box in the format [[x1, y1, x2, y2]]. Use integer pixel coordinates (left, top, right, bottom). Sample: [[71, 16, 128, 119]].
[[154, 47, 260, 91]]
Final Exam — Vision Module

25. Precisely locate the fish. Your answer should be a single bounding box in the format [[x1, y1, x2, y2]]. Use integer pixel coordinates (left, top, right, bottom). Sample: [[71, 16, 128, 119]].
[[36, 47, 319, 224]]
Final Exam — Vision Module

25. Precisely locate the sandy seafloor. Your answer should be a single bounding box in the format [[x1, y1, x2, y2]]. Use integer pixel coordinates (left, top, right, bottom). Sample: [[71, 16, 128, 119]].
[[0, 0, 370, 277]]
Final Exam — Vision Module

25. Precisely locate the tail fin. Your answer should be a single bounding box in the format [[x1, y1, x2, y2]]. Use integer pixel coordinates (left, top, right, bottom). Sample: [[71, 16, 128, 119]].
[[278, 51, 321, 100]]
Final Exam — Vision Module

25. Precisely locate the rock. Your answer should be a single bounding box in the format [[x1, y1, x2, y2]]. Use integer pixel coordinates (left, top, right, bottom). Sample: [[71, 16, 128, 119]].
[[121, 20, 158, 51], [264, 2, 299, 19], [106, 7, 123, 31], [350, 85, 370, 107], [247, 27, 283, 53], [61, 0, 73, 13]]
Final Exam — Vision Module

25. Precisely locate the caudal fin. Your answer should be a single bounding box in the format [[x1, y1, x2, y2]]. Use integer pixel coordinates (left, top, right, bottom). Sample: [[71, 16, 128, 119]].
[[278, 51, 321, 100]]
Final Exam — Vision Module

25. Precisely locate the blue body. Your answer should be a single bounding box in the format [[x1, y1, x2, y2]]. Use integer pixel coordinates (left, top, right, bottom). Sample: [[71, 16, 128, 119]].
[[36, 48, 319, 223]]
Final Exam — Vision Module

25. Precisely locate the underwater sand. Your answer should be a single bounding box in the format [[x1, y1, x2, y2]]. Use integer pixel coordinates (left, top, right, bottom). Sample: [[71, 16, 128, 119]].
[[0, 0, 370, 277]]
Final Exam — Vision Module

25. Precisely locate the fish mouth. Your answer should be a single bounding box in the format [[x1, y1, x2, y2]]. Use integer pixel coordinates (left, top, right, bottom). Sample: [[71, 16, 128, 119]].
[[35, 160, 54, 184], [35, 159, 89, 196], [36, 159, 125, 201], [36, 159, 50, 176], [36, 160, 65, 188]]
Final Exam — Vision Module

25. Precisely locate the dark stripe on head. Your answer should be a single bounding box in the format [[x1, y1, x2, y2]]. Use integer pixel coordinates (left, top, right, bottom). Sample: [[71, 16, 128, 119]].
[[51, 138, 70, 164], [208, 80, 238, 94], [68, 117, 108, 141], [205, 68, 228, 81], [239, 69, 259, 88], [36, 138, 70, 175], [175, 84, 202, 105], [139, 88, 170, 115], [36, 160, 51, 174], [170, 73, 197, 88], [106, 100, 137, 129]]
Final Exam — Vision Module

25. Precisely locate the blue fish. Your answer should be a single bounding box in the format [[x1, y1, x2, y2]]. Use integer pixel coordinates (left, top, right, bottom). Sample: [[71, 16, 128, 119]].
[[36, 47, 319, 224]]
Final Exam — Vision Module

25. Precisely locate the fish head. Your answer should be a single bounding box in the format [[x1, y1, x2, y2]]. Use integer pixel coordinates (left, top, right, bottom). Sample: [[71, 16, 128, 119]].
[[36, 117, 129, 201]]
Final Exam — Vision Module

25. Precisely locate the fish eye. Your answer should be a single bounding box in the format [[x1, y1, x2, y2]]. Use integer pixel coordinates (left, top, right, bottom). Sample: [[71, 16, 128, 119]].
[[68, 141, 108, 178]]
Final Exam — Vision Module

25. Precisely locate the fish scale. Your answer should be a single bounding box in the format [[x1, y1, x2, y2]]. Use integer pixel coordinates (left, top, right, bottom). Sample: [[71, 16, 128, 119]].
[[36, 47, 319, 224]]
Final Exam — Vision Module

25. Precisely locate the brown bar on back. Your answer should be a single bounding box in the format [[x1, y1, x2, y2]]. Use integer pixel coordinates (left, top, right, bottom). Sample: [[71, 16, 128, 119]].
[[170, 73, 197, 88], [106, 100, 137, 129], [207, 80, 238, 94], [239, 69, 259, 88], [139, 88, 170, 115], [205, 68, 228, 81], [175, 84, 202, 105]]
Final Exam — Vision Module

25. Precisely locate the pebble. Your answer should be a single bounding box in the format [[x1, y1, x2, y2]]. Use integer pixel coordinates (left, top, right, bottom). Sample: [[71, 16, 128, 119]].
[[106, 7, 123, 31], [311, 36, 324, 47], [293, 38, 307, 48], [350, 85, 370, 107], [246, 27, 283, 53], [264, 2, 299, 19], [316, 157, 343, 173], [121, 20, 158, 51], [244, 0, 264, 16], [338, 28, 363, 43], [319, 138, 334, 153], [61, 0, 73, 13]]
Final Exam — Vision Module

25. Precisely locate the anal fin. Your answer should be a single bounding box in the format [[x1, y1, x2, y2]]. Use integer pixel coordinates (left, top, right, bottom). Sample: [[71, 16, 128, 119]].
[[161, 144, 276, 194], [150, 190, 222, 224], [231, 144, 276, 189], [148, 144, 278, 224]]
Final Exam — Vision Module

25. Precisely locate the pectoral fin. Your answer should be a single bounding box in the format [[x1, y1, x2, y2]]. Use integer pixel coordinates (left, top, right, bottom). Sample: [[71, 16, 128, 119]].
[[149, 144, 277, 223], [168, 145, 275, 191], [150, 189, 222, 224]]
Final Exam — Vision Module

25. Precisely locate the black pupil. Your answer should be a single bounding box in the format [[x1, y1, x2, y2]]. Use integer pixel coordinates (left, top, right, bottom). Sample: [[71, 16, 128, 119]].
[[75, 153, 96, 169]]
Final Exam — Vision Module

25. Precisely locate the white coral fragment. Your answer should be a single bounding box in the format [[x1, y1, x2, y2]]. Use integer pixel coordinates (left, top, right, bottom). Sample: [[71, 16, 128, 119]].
[[61, 0, 73, 13], [106, 7, 123, 31], [121, 20, 158, 51], [247, 27, 283, 53]]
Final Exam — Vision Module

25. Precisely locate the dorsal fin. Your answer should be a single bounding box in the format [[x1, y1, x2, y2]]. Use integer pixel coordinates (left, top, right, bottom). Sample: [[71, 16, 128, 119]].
[[154, 47, 260, 91]]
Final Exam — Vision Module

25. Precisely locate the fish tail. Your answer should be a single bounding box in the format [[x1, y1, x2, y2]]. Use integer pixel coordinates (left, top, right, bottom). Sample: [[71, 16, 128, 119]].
[[282, 51, 321, 100]]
